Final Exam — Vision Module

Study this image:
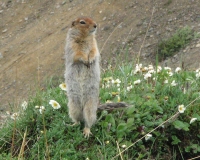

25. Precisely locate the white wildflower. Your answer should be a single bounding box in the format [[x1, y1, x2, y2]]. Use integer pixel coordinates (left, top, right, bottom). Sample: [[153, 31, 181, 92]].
[[164, 79, 168, 84], [59, 83, 67, 91], [175, 67, 181, 73], [39, 106, 45, 114], [178, 104, 186, 113], [108, 77, 113, 81], [142, 67, 148, 72], [49, 100, 61, 109], [121, 144, 127, 148], [190, 118, 197, 124], [171, 80, 177, 86], [115, 79, 121, 84], [196, 73, 200, 78], [112, 79, 121, 86], [105, 84, 110, 88], [35, 105, 40, 109], [168, 71, 173, 76], [157, 66, 162, 73], [134, 79, 141, 85], [196, 69, 200, 78], [164, 66, 172, 71], [148, 69, 155, 74], [144, 72, 152, 80], [145, 133, 152, 141], [21, 101, 28, 110], [134, 64, 142, 74], [127, 85, 133, 91], [148, 65, 154, 70], [11, 112, 19, 120]]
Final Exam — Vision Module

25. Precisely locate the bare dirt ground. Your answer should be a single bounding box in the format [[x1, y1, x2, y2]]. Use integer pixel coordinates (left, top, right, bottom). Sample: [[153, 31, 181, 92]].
[[0, 0, 200, 118]]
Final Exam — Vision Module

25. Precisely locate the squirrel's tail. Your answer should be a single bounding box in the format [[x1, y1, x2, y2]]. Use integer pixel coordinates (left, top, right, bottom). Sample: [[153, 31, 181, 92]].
[[98, 102, 128, 111]]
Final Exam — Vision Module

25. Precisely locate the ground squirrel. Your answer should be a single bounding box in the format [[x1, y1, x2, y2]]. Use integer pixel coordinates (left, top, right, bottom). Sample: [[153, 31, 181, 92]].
[[64, 17, 100, 138]]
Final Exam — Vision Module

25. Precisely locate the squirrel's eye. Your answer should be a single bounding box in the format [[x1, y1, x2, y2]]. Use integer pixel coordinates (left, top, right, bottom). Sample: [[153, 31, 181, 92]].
[[80, 20, 86, 24]]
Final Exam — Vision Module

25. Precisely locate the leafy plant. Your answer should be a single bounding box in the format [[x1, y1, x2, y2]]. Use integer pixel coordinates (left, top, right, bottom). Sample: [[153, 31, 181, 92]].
[[157, 26, 198, 61]]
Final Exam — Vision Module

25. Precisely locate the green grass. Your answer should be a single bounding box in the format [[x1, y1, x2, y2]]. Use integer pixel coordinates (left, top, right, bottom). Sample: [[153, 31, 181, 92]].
[[157, 26, 199, 61], [1, 62, 200, 159]]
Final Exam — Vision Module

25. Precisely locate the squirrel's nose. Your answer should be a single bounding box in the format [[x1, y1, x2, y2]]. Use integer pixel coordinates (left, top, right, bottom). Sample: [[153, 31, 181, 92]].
[[94, 24, 97, 28]]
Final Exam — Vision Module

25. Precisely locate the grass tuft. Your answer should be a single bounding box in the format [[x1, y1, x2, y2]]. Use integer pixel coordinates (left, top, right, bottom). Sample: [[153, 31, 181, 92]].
[[157, 26, 199, 61]]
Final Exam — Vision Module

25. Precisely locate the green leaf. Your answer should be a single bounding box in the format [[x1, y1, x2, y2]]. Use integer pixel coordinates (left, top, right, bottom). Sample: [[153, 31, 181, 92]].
[[173, 120, 190, 131], [117, 123, 127, 137], [192, 113, 200, 120], [105, 114, 116, 130], [126, 106, 135, 115], [171, 135, 181, 145], [127, 118, 134, 128]]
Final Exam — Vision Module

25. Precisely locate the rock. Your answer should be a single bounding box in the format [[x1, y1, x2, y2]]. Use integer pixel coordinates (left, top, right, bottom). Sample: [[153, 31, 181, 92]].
[[62, 0, 67, 5], [102, 26, 110, 31], [196, 43, 200, 48], [166, 27, 173, 32], [145, 43, 150, 48], [168, 19, 173, 22], [136, 22, 143, 27], [0, 52, 3, 59], [2, 29, 7, 33], [156, 31, 160, 35], [0, 10, 3, 14], [103, 17, 106, 21]]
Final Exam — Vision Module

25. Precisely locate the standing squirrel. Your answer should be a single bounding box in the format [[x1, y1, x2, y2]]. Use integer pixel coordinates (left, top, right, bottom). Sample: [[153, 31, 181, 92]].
[[65, 17, 128, 138], [65, 17, 100, 138]]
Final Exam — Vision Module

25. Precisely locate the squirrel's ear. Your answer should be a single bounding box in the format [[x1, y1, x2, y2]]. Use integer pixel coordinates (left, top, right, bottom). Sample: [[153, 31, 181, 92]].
[[71, 20, 76, 27]]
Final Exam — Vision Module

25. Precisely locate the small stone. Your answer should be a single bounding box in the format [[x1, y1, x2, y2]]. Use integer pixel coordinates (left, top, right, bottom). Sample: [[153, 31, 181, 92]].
[[99, 10, 102, 14], [2, 29, 7, 33], [24, 17, 28, 21], [103, 26, 110, 31], [0, 52, 3, 59], [118, 25, 122, 29], [168, 19, 173, 22], [0, 10, 3, 14], [166, 27, 173, 32], [156, 31, 160, 35], [103, 17, 106, 21], [136, 22, 143, 27], [145, 43, 150, 48], [62, 0, 67, 5]]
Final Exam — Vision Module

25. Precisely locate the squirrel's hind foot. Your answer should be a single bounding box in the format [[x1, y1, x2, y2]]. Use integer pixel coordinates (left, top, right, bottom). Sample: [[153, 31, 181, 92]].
[[83, 127, 92, 138]]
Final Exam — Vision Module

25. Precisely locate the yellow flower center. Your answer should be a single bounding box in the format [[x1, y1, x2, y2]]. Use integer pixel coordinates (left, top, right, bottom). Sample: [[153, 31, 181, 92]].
[[53, 102, 58, 107]]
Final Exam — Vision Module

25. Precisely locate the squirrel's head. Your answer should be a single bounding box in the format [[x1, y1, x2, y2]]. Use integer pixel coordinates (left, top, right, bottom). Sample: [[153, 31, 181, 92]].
[[71, 17, 97, 36]]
